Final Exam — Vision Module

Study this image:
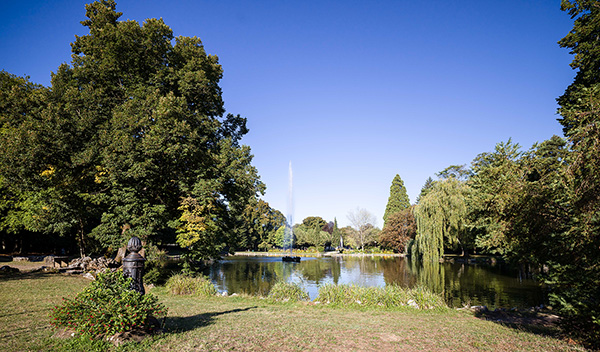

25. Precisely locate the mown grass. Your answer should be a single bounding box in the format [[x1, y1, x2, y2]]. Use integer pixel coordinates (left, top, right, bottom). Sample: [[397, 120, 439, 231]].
[[0, 270, 588, 351]]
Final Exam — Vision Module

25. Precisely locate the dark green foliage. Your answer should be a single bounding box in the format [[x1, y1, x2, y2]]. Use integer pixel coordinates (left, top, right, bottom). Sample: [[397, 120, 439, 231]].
[[557, 0, 600, 136], [50, 270, 167, 337], [383, 174, 410, 226], [237, 199, 285, 251], [467, 140, 523, 255], [0, 1, 264, 257]]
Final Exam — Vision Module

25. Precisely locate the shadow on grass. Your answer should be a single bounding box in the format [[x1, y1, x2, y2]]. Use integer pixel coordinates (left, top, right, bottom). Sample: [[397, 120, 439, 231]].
[[166, 306, 258, 333], [473, 310, 562, 337], [0, 269, 59, 282]]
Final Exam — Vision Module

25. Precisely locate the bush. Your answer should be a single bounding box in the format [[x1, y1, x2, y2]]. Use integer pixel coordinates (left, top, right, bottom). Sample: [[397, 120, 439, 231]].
[[267, 281, 309, 302], [165, 274, 217, 296], [50, 270, 167, 337], [316, 284, 446, 310]]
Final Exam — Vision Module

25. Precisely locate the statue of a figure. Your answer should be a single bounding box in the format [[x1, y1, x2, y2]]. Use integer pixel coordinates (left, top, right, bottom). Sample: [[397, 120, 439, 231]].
[[122, 236, 146, 294]]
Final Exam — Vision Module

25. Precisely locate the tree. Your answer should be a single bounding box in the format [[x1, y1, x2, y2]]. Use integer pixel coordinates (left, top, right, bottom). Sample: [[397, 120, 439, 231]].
[[436, 165, 470, 181], [379, 207, 416, 253], [416, 177, 435, 204], [0, 1, 264, 257], [467, 140, 523, 255], [347, 208, 378, 250], [557, 0, 600, 136], [237, 199, 285, 251], [293, 216, 331, 249], [412, 177, 470, 261], [502, 136, 571, 265], [383, 174, 410, 226]]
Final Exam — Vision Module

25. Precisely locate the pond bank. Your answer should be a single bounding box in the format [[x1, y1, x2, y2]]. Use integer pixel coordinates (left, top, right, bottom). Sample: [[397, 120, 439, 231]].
[[233, 251, 404, 258]]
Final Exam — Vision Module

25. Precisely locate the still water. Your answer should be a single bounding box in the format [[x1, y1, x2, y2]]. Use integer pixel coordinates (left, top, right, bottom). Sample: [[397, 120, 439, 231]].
[[203, 255, 546, 309]]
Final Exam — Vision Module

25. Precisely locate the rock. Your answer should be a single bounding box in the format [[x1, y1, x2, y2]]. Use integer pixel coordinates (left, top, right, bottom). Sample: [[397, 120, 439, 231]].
[[12, 256, 29, 262], [471, 305, 488, 313], [52, 327, 77, 339], [0, 265, 19, 273], [106, 328, 149, 346], [82, 272, 95, 280]]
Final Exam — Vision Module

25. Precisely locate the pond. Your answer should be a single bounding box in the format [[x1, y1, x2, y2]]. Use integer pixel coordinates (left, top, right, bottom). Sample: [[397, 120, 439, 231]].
[[203, 255, 546, 309]]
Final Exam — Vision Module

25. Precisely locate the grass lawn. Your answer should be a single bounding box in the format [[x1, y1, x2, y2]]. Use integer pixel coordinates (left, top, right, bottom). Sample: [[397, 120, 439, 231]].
[[0, 266, 587, 351]]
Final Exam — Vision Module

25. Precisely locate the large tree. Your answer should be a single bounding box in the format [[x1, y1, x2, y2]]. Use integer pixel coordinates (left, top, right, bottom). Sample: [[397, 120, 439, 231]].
[[412, 177, 471, 261], [383, 174, 410, 226], [557, 0, 600, 136], [467, 140, 523, 255], [0, 1, 264, 257], [379, 207, 416, 253]]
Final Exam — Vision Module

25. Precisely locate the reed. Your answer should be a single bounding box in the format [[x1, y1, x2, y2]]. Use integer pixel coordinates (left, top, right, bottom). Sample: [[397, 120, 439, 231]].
[[267, 281, 309, 302], [316, 284, 446, 310], [165, 274, 217, 297]]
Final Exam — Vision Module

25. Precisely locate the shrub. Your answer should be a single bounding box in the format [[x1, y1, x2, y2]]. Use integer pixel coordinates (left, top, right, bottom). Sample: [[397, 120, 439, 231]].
[[316, 284, 446, 310], [267, 281, 309, 302], [165, 274, 217, 296], [50, 270, 167, 337]]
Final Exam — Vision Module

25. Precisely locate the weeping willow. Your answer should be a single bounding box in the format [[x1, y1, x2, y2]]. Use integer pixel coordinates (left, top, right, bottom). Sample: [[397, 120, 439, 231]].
[[412, 178, 469, 261]]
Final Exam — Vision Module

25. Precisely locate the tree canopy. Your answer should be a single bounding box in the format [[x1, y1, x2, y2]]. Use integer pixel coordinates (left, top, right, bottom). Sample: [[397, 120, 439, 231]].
[[0, 0, 264, 258]]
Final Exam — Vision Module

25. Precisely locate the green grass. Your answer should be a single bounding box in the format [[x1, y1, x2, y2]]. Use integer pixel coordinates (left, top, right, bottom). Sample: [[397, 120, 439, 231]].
[[0, 271, 588, 351]]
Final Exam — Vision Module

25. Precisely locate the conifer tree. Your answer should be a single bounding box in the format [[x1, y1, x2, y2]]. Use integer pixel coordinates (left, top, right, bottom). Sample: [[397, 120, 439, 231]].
[[383, 174, 410, 226]]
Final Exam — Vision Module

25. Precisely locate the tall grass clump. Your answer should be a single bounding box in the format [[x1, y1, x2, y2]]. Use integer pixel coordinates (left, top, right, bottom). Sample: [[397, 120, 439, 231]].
[[316, 284, 446, 310], [165, 274, 217, 297], [267, 281, 309, 303]]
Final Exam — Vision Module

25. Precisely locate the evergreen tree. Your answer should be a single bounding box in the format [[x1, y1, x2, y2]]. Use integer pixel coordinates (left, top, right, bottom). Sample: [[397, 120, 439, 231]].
[[383, 174, 410, 226], [416, 177, 434, 204]]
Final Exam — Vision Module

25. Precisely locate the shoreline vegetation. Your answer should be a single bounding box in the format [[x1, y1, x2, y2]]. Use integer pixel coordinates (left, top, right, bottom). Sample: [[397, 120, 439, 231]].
[[0, 270, 584, 351]]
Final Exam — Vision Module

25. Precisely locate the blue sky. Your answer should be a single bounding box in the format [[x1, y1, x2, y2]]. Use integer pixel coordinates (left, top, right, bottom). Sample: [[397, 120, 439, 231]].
[[1, 1, 575, 227]]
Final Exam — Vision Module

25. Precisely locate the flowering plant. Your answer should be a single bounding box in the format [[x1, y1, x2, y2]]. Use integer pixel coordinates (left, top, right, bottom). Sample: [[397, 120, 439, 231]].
[[50, 270, 167, 337]]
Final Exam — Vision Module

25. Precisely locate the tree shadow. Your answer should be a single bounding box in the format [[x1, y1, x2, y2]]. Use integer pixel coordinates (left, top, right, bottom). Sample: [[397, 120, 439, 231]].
[[166, 306, 258, 333], [472, 309, 562, 337], [0, 269, 58, 282]]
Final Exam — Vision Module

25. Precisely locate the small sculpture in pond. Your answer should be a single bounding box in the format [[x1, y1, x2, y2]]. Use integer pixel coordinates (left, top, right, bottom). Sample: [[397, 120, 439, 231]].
[[122, 236, 146, 294]]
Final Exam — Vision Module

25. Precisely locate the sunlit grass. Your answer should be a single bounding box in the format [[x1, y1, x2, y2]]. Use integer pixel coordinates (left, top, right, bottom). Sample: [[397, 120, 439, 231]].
[[0, 271, 586, 351]]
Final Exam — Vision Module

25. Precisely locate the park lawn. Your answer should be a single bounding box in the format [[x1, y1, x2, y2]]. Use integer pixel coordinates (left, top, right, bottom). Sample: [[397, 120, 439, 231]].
[[0, 269, 587, 352]]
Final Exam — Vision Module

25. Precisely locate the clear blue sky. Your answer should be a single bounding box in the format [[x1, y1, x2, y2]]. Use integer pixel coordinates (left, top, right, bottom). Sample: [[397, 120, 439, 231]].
[[0, 1, 575, 227]]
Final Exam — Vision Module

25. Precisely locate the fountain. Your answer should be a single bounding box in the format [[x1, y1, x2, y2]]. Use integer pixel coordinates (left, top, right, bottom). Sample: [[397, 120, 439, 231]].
[[282, 161, 300, 262]]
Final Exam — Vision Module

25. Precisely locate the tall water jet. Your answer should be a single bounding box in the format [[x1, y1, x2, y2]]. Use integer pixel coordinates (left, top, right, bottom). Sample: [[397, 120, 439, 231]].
[[282, 161, 300, 262]]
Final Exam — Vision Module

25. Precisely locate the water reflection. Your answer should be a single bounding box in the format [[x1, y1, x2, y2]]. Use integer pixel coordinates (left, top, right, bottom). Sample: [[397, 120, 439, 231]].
[[203, 256, 545, 308]]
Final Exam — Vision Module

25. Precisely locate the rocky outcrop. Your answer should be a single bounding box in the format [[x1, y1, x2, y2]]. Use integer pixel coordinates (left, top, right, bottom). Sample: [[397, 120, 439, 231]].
[[54, 256, 120, 275]]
